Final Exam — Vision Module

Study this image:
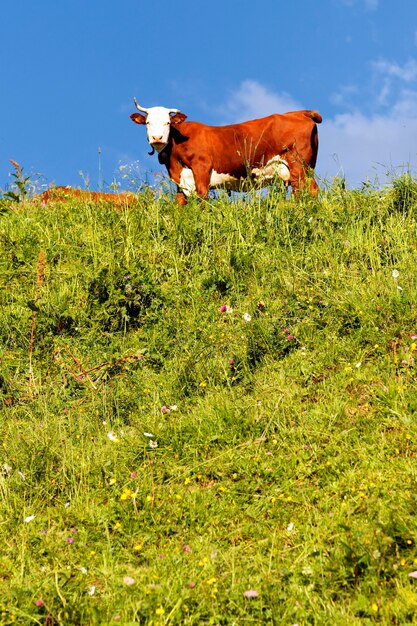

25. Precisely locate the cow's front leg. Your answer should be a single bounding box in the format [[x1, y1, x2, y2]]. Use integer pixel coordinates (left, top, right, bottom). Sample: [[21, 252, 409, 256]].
[[193, 166, 211, 199], [175, 187, 188, 205]]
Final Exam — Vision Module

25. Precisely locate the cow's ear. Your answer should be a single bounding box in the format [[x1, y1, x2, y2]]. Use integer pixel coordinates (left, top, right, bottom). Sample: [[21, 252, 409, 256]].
[[170, 112, 187, 125], [130, 112, 147, 125]]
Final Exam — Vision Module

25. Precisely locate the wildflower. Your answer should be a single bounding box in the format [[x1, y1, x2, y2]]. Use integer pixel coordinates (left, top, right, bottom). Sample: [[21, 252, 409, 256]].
[[143, 432, 154, 438], [355, 362, 362, 368], [80, 567, 87, 574], [130, 471, 138, 479], [24, 515, 36, 523], [243, 312, 252, 322], [35, 598, 44, 607], [18, 471, 26, 481], [243, 589, 259, 598], [392, 269, 400, 279], [287, 522, 295, 532], [123, 576, 135, 585], [114, 522, 122, 530], [188, 581, 196, 588], [207, 577, 217, 585], [155, 607, 164, 616], [408, 571, 417, 578], [161, 405, 170, 413], [120, 488, 134, 501], [287, 334, 294, 340], [88, 586, 96, 596], [170, 404, 178, 411], [114, 616, 121, 622], [183, 544, 191, 552], [149, 440, 158, 448], [67, 537, 74, 544], [107, 431, 118, 442]]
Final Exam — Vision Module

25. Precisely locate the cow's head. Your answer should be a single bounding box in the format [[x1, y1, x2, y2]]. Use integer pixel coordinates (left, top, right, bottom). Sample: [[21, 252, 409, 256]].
[[130, 98, 187, 154]]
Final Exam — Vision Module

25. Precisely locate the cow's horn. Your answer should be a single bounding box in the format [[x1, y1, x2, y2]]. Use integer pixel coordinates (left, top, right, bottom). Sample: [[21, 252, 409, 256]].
[[133, 98, 149, 113]]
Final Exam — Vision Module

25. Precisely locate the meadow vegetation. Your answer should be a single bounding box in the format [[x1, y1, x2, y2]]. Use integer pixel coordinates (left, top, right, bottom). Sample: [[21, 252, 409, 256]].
[[1, 170, 417, 624]]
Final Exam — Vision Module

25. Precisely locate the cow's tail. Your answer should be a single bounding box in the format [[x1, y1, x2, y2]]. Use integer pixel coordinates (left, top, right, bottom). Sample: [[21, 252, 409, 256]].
[[308, 110, 322, 124]]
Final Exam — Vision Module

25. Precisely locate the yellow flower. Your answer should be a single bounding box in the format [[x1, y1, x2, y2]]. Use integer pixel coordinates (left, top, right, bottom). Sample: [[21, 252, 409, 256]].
[[184, 477, 191, 485], [155, 607, 164, 616], [207, 577, 217, 585], [371, 603, 379, 612], [120, 488, 134, 501]]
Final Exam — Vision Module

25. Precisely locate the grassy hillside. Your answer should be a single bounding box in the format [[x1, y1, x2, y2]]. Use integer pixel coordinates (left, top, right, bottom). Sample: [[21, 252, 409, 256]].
[[1, 176, 417, 624]]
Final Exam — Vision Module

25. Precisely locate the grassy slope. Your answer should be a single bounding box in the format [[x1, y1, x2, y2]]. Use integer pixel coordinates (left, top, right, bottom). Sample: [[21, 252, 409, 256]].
[[1, 178, 417, 624]]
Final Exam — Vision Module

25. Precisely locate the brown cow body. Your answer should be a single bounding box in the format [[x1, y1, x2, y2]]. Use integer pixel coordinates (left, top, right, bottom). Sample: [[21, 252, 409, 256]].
[[131, 103, 322, 204]]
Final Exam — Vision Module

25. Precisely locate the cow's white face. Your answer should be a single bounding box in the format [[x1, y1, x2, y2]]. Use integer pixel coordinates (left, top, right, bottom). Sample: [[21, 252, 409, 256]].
[[130, 103, 187, 153], [144, 107, 173, 151]]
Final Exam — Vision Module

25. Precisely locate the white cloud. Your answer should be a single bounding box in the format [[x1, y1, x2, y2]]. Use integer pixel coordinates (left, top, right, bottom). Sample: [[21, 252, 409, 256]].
[[319, 110, 417, 186], [372, 59, 417, 83], [219, 80, 301, 124]]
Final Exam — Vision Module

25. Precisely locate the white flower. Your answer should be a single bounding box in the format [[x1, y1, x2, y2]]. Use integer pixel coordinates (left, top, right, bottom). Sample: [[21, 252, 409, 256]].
[[226, 305, 234, 314], [80, 567, 87, 574], [170, 404, 178, 412], [88, 585, 96, 596], [24, 515, 36, 523], [18, 471, 26, 481], [149, 440, 158, 448], [355, 362, 362, 368], [64, 501, 71, 508], [392, 269, 400, 279], [397, 285, 403, 291], [143, 432, 155, 438], [3, 463, 12, 474], [287, 522, 295, 532], [107, 431, 118, 441], [243, 312, 252, 322]]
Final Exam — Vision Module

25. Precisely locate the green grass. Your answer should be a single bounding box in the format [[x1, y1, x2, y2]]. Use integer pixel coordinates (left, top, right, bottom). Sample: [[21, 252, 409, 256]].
[[2, 176, 417, 624]]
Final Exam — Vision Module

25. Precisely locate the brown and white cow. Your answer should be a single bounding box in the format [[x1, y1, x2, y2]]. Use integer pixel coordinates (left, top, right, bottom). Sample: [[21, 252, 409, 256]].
[[130, 99, 322, 204]]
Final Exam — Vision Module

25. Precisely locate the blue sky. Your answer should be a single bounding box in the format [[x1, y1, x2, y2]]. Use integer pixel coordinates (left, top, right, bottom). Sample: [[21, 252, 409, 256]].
[[2, 0, 417, 193]]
